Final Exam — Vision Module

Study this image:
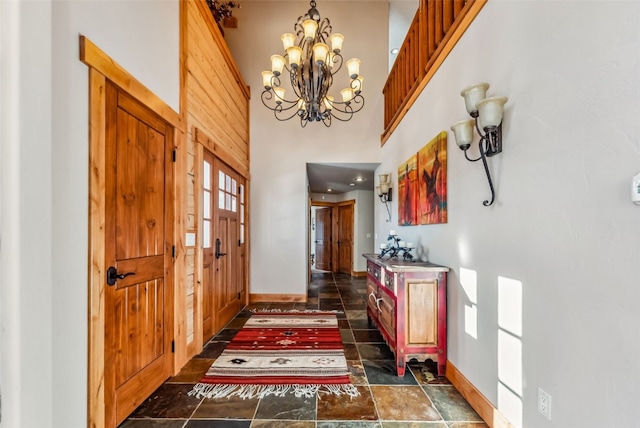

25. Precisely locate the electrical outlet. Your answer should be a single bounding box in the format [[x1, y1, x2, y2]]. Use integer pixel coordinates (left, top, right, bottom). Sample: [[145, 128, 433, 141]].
[[538, 388, 552, 420]]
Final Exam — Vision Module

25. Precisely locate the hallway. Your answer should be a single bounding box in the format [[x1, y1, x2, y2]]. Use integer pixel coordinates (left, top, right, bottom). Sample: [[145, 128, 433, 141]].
[[120, 273, 488, 427]]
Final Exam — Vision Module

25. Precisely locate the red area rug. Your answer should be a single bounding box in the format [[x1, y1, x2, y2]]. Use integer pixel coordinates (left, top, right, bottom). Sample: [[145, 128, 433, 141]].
[[188, 310, 358, 399]]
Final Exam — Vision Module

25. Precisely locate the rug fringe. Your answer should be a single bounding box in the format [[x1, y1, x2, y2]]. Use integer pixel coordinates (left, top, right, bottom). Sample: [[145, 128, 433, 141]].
[[188, 383, 359, 400], [250, 308, 343, 314]]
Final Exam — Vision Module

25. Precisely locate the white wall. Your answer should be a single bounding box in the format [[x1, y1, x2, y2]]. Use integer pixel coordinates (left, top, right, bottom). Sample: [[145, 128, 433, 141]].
[[0, 1, 179, 426], [379, 1, 640, 427], [225, 1, 387, 296]]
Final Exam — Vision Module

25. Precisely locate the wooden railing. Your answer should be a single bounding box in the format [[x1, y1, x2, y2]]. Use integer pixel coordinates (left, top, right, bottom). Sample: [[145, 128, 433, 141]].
[[381, 0, 487, 145]]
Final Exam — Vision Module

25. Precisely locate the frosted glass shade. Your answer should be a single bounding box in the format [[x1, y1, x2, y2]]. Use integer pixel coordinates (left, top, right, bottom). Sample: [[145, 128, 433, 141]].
[[476, 96, 508, 129], [379, 174, 390, 184], [323, 95, 334, 111], [461, 82, 489, 115], [346, 58, 361, 79], [330, 33, 344, 53], [380, 182, 390, 194], [270, 55, 285, 76], [450, 119, 475, 148], [312, 43, 329, 64], [287, 46, 302, 68], [341, 88, 354, 103], [302, 19, 318, 39], [261, 71, 274, 89], [281, 33, 295, 50], [297, 98, 306, 111], [376, 185, 383, 196], [273, 87, 286, 104]]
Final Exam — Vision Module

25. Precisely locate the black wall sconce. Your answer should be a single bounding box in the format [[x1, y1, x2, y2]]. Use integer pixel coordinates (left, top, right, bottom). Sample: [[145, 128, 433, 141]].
[[451, 83, 508, 206], [376, 174, 392, 222]]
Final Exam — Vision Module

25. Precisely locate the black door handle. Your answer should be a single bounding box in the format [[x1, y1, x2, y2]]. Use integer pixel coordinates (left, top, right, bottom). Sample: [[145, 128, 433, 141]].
[[106, 266, 135, 286], [215, 238, 227, 259]]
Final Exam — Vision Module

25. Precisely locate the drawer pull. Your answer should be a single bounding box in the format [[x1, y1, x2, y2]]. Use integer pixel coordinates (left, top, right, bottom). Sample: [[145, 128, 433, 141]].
[[368, 292, 377, 305], [375, 297, 383, 311]]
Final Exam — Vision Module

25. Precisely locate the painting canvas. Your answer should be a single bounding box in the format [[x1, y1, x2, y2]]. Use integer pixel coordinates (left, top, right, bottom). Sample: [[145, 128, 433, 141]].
[[417, 131, 448, 224], [398, 154, 418, 226]]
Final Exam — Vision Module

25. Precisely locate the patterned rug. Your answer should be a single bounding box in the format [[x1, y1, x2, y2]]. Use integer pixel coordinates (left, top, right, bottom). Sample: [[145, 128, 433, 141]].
[[188, 310, 359, 399]]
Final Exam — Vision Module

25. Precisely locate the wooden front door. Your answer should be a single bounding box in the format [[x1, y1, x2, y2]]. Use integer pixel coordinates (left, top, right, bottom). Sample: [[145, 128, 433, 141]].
[[213, 159, 245, 330], [315, 207, 332, 271], [104, 81, 174, 427], [336, 202, 354, 274]]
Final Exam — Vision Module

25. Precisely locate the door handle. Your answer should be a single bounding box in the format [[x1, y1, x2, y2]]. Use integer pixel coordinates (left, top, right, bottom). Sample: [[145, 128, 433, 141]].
[[215, 238, 227, 259], [106, 266, 135, 286]]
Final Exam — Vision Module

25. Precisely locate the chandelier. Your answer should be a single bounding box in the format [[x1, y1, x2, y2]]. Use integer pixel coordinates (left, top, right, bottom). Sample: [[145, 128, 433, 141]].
[[260, 0, 364, 127]]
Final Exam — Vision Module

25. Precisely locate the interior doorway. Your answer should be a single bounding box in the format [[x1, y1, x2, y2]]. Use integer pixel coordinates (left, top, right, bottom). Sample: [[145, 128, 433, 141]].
[[309, 200, 355, 275]]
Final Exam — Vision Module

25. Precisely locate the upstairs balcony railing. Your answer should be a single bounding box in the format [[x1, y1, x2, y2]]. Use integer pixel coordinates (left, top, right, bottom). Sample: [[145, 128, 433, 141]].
[[381, 0, 487, 144]]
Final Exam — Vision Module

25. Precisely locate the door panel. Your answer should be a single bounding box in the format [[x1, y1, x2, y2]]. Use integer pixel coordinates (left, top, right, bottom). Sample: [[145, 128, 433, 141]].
[[105, 81, 173, 427], [315, 207, 331, 271], [337, 203, 354, 274]]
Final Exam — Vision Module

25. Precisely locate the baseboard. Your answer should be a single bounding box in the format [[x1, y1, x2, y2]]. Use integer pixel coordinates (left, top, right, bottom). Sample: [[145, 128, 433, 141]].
[[351, 270, 367, 278], [446, 360, 514, 428], [249, 293, 307, 303]]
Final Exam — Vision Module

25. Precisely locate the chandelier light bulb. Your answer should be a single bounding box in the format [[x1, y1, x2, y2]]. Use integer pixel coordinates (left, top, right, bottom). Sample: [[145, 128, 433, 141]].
[[297, 98, 306, 111], [261, 71, 274, 90], [341, 88, 354, 103], [346, 58, 361, 79], [287, 46, 303, 69], [330, 33, 344, 53], [312, 43, 329, 65], [274, 87, 286, 104], [323, 95, 334, 111], [302, 19, 318, 39], [270, 55, 285, 76], [281, 33, 296, 50]]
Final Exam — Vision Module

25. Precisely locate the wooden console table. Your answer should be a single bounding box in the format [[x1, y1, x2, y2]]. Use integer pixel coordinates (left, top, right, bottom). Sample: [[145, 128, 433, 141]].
[[363, 253, 448, 376]]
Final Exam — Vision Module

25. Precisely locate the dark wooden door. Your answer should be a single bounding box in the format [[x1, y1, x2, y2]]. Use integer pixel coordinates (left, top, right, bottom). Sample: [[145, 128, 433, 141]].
[[337, 202, 354, 274], [315, 207, 332, 271], [104, 81, 174, 427]]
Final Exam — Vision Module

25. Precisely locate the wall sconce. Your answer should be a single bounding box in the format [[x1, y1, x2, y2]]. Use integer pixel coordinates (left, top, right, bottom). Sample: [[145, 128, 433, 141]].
[[451, 82, 508, 206], [376, 174, 392, 222]]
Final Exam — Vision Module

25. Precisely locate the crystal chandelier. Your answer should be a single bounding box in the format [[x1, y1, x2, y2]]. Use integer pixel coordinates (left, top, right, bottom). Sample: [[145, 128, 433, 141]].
[[260, 0, 364, 127]]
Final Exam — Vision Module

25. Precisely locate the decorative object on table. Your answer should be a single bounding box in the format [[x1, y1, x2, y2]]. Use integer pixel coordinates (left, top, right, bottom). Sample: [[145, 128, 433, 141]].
[[378, 230, 414, 260], [376, 173, 392, 222], [259, 0, 365, 127], [189, 311, 358, 399], [417, 131, 447, 224], [450, 82, 508, 206], [205, 0, 241, 26], [398, 155, 418, 226]]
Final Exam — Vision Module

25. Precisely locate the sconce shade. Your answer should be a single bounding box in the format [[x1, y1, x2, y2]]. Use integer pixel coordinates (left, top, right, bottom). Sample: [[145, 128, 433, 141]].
[[378, 174, 389, 184], [461, 82, 489, 116], [450, 119, 475, 149], [376, 185, 383, 196], [476, 96, 508, 129]]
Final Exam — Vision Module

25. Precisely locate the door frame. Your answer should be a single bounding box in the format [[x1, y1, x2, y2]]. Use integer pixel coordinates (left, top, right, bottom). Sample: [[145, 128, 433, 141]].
[[82, 36, 183, 428], [309, 199, 355, 277]]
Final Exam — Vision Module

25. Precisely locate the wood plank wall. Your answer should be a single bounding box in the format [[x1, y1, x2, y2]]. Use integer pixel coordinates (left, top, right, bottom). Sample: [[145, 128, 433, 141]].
[[175, 0, 250, 369]]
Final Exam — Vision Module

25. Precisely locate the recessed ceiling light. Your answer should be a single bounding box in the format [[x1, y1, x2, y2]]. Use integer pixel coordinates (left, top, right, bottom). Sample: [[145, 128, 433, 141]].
[[354, 176, 365, 182], [349, 183, 355, 186], [327, 188, 333, 192], [390, 48, 399, 55]]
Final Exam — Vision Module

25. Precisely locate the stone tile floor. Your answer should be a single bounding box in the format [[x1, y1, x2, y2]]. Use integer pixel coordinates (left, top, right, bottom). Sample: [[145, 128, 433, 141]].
[[120, 273, 488, 428]]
